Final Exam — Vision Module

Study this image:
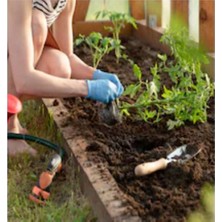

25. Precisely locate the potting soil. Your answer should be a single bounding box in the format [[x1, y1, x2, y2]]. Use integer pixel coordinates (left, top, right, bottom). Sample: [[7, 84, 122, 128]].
[[61, 37, 215, 221]]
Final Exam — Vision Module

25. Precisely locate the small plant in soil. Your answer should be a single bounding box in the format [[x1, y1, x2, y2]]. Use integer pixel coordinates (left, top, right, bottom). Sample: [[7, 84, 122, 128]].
[[95, 10, 137, 63], [74, 32, 115, 68], [188, 183, 214, 222], [75, 31, 123, 126], [119, 25, 214, 129]]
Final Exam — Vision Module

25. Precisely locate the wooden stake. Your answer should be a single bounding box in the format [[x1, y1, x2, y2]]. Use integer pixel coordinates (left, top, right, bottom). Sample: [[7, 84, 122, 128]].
[[73, 0, 90, 22], [145, 0, 162, 27], [171, 0, 188, 27], [199, 0, 215, 52], [129, 0, 145, 20]]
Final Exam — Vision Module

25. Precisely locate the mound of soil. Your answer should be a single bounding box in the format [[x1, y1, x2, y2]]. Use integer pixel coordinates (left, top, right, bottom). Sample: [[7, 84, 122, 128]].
[[62, 37, 214, 221]]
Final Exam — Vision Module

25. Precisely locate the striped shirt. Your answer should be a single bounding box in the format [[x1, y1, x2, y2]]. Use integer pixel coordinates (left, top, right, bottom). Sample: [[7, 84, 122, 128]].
[[33, 0, 67, 27]]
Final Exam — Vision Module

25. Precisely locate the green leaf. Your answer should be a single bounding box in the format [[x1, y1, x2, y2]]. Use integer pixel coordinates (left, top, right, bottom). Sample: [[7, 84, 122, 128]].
[[167, 119, 184, 130], [74, 37, 85, 46], [136, 91, 149, 105], [162, 86, 173, 99], [146, 110, 156, 119], [104, 26, 114, 33], [157, 54, 167, 63], [133, 64, 142, 81], [150, 63, 158, 76], [120, 108, 130, 116], [123, 84, 141, 98]]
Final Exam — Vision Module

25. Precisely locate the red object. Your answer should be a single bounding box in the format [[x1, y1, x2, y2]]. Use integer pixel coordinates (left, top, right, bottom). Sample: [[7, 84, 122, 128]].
[[8, 94, 22, 120], [29, 185, 50, 205]]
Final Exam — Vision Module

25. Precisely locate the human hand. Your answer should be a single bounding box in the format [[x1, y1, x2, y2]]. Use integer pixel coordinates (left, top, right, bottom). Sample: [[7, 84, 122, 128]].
[[93, 69, 124, 96], [86, 79, 118, 104]]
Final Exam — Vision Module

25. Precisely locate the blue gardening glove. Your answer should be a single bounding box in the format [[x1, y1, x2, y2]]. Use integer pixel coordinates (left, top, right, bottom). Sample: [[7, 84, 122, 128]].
[[92, 69, 124, 97], [86, 79, 118, 104]]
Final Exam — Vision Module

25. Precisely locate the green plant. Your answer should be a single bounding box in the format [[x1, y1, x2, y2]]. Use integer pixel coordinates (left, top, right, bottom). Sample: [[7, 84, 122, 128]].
[[188, 183, 214, 222], [95, 10, 137, 63], [119, 26, 214, 130], [75, 32, 115, 68], [120, 63, 162, 123]]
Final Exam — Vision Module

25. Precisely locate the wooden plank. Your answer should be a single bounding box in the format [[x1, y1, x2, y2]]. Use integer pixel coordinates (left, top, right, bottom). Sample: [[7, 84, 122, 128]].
[[73, 21, 133, 38], [133, 22, 170, 54], [42, 98, 142, 222], [129, 0, 145, 20], [199, 0, 215, 52], [73, 0, 90, 22], [171, 0, 188, 27], [145, 0, 162, 27]]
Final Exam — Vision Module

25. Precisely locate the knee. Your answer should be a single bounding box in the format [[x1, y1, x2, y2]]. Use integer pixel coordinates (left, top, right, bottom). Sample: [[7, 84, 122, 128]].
[[49, 52, 72, 79]]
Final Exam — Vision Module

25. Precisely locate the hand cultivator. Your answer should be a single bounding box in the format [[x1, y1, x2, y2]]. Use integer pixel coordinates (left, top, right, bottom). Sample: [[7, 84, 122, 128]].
[[8, 94, 65, 205], [29, 153, 62, 205]]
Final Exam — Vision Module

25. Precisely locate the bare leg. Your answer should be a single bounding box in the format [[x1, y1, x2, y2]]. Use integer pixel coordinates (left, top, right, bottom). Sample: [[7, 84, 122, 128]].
[[8, 114, 28, 134], [8, 57, 37, 156]]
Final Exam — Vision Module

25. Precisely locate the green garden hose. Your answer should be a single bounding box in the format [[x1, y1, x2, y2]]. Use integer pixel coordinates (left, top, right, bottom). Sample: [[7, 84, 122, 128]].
[[7, 132, 65, 157]]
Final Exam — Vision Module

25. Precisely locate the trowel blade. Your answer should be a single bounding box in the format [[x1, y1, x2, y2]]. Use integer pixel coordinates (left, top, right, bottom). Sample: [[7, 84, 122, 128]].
[[98, 100, 122, 125], [167, 144, 202, 163]]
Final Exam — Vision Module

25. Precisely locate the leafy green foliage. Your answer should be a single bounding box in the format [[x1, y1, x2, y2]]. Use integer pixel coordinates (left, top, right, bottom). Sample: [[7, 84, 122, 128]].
[[188, 183, 214, 222], [119, 26, 214, 130], [74, 32, 115, 68], [95, 10, 137, 63]]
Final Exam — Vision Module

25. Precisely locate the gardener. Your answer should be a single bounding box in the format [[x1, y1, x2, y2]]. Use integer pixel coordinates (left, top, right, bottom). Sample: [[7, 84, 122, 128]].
[[8, 0, 124, 156]]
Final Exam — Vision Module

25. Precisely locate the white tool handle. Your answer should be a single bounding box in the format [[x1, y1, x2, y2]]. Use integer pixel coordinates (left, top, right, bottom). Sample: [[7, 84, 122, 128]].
[[134, 158, 169, 176]]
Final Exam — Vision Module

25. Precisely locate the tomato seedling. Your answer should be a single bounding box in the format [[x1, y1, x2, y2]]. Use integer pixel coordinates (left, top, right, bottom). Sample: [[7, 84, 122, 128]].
[[75, 32, 115, 68], [95, 10, 137, 63]]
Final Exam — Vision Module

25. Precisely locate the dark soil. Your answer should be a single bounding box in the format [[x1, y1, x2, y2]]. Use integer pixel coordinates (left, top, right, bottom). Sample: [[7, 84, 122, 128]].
[[62, 37, 215, 221]]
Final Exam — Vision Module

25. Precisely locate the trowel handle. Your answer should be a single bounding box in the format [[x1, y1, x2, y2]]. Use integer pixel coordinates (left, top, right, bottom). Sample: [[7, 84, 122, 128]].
[[134, 158, 168, 176]]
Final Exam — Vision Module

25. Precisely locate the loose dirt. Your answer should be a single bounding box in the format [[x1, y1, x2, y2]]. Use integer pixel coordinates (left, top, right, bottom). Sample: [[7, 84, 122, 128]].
[[61, 37, 214, 221]]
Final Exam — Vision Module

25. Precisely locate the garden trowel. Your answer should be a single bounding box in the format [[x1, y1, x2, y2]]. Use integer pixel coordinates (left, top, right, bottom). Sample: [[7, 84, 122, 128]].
[[98, 100, 122, 125], [134, 143, 202, 176]]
